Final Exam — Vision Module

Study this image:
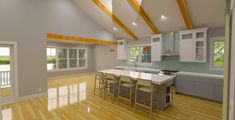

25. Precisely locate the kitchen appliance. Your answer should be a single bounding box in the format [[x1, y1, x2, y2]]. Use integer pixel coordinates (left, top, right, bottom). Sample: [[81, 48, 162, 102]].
[[162, 32, 178, 56], [159, 69, 178, 76]]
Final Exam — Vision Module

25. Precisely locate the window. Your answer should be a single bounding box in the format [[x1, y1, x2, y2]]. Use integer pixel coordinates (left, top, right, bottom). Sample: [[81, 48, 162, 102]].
[[58, 48, 68, 69], [129, 46, 139, 62], [47, 48, 56, 70], [47, 47, 87, 71], [69, 49, 77, 68], [78, 49, 87, 68], [210, 37, 224, 69], [140, 46, 151, 63], [128, 45, 151, 63]]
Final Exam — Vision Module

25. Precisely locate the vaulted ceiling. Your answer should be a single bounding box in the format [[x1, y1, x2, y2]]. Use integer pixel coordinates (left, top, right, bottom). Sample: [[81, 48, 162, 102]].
[[74, 0, 225, 40]]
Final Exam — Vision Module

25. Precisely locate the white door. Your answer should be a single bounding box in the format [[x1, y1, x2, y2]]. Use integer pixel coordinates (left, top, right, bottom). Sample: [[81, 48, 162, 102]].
[[0, 43, 17, 104]]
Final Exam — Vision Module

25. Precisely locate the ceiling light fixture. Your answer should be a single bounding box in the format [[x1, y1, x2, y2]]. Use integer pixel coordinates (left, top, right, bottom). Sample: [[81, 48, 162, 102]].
[[113, 27, 118, 31], [160, 15, 167, 20], [132, 21, 138, 26]]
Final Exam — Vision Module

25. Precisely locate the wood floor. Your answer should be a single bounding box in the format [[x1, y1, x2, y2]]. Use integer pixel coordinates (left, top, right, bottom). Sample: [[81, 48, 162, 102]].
[[1, 73, 222, 120]]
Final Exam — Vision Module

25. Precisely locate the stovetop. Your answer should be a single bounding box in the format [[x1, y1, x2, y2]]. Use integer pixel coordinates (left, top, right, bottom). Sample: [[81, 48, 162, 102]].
[[159, 69, 178, 75]]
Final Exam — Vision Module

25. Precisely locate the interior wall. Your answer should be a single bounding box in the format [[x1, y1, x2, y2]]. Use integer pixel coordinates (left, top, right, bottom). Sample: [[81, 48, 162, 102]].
[[0, 0, 116, 97], [119, 27, 225, 75], [47, 42, 95, 78], [94, 45, 119, 70]]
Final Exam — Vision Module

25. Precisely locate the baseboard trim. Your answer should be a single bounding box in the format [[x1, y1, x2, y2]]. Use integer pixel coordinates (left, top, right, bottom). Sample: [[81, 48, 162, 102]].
[[48, 72, 94, 80], [0, 92, 47, 105], [17, 92, 47, 101]]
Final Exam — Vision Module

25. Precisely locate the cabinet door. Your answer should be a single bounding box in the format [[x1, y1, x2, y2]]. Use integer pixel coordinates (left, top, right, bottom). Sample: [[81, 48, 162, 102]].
[[214, 83, 223, 102], [117, 40, 127, 60], [151, 35, 161, 61], [193, 81, 214, 99], [175, 76, 194, 94], [180, 39, 195, 62]]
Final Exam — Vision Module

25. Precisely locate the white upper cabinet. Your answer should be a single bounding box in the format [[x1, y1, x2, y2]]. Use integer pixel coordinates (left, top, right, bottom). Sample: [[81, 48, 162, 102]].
[[151, 34, 162, 61], [117, 39, 127, 60], [179, 28, 208, 62]]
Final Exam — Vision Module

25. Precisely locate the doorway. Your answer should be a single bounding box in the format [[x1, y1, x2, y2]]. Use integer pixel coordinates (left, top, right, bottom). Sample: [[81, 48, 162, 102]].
[[0, 42, 17, 104]]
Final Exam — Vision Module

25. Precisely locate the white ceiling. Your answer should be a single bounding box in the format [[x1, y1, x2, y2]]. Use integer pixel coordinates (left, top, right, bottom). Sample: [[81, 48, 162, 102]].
[[74, 0, 226, 40]]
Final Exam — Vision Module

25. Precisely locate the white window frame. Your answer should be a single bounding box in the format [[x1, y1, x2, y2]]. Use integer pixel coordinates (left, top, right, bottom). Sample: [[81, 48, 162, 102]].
[[78, 48, 88, 69], [127, 44, 152, 65], [209, 37, 225, 71], [47, 46, 87, 72]]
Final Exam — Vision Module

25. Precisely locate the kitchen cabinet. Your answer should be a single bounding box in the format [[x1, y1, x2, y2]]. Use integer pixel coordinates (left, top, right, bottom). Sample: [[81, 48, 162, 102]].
[[117, 39, 127, 60], [151, 34, 162, 61], [179, 28, 207, 62], [175, 72, 223, 102]]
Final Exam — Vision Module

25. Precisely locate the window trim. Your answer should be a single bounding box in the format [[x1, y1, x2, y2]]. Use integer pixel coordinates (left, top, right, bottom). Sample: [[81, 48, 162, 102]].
[[127, 44, 152, 65], [47, 46, 87, 72], [209, 37, 225, 71]]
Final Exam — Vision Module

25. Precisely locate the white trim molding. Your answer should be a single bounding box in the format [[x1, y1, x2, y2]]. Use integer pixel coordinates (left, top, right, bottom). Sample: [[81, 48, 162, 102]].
[[17, 92, 47, 102]]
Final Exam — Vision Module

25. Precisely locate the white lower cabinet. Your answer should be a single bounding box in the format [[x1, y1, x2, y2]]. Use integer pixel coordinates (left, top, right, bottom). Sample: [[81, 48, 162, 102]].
[[175, 73, 223, 102]]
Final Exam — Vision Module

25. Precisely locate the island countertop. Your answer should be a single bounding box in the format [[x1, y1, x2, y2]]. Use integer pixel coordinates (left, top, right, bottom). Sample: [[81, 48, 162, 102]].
[[99, 69, 174, 85]]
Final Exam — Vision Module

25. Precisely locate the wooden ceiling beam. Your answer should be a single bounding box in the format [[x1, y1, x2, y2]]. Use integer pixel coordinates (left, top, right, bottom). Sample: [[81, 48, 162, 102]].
[[127, 0, 160, 34], [177, 0, 193, 29], [47, 33, 117, 45], [92, 0, 137, 40]]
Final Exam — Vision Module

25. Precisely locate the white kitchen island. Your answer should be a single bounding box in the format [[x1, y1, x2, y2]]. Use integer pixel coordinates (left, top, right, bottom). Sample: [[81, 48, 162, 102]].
[[99, 69, 175, 110]]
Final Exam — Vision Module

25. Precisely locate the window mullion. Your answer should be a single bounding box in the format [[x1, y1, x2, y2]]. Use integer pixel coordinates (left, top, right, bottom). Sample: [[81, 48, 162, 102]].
[[67, 49, 69, 69]]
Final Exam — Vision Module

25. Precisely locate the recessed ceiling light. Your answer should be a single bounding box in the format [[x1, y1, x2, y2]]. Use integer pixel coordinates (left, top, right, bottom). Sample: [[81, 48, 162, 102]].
[[160, 15, 167, 20], [113, 27, 118, 31], [132, 21, 138, 26]]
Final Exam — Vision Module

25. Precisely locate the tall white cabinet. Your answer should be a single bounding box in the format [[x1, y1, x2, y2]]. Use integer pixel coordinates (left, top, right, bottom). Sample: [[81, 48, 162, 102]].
[[179, 28, 208, 62], [151, 34, 162, 61], [117, 39, 127, 60]]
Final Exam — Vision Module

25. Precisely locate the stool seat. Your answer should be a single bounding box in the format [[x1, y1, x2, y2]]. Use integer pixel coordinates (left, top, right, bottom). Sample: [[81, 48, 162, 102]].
[[135, 78, 157, 119], [138, 85, 156, 92], [138, 86, 151, 92], [94, 72, 105, 96], [118, 76, 136, 107], [104, 73, 119, 102], [121, 83, 135, 87]]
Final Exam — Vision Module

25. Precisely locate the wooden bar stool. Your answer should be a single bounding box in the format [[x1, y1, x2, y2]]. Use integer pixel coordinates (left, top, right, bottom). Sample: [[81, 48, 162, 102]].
[[118, 76, 136, 107], [134, 78, 157, 118], [93, 72, 105, 96], [104, 73, 119, 102]]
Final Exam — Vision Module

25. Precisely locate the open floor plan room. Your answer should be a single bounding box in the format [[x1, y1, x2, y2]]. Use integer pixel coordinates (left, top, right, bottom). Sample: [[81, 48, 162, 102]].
[[1, 74, 222, 120], [0, 0, 235, 120]]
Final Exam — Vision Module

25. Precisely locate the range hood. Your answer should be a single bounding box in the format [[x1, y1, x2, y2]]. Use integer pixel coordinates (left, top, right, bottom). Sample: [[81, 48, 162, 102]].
[[162, 32, 178, 56]]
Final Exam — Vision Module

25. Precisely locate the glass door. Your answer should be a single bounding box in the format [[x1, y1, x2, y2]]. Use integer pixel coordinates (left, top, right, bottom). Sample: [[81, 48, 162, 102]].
[[0, 44, 16, 104]]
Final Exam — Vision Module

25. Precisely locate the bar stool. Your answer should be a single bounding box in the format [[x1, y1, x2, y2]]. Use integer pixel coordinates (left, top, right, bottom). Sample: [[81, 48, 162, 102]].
[[118, 76, 136, 107], [93, 72, 105, 96], [134, 78, 157, 118], [104, 73, 119, 102]]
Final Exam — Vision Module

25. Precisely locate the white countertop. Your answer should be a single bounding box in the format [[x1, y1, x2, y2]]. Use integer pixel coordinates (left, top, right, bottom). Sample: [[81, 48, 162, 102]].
[[99, 69, 174, 85], [177, 71, 224, 79], [115, 66, 160, 73]]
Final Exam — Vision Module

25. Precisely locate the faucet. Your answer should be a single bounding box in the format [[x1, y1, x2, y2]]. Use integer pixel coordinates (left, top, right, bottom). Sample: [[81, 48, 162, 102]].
[[133, 61, 137, 67]]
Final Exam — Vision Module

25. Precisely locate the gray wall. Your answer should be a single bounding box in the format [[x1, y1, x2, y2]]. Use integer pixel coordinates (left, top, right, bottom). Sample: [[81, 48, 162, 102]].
[[47, 42, 95, 78], [0, 0, 116, 97], [94, 45, 119, 70]]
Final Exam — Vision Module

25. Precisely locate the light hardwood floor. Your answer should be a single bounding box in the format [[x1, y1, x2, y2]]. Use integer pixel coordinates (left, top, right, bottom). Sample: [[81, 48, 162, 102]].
[[1, 73, 222, 120]]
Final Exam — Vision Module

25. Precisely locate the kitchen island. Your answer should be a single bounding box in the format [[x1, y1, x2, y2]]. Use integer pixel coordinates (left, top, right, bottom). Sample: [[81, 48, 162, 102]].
[[99, 69, 175, 110]]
